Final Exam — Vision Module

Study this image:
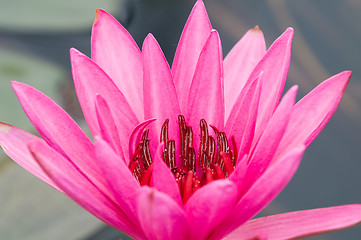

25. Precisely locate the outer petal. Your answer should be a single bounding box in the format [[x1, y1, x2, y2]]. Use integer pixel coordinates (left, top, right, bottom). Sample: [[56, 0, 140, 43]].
[[210, 145, 306, 240], [186, 30, 224, 152], [95, 94, 124, 159], [239, 86, 298, 194], [226, 205, 361, 240], [249, 28, 294, 141], [137, 187, 190, 240], [224, 26, 266, 118], [0, 123, 60, 191], [274, 71, 351, 161], [12, 81, 107, 193], [94, 137, 143, 232], [142, 34, 181, 152], [29, 139, 142, 239], [92, 9, 143, 119], [151, 144, 182, 206], [185, 180, 238, 240], [172, 0, 212, 112], [70, 48, 138, 156]]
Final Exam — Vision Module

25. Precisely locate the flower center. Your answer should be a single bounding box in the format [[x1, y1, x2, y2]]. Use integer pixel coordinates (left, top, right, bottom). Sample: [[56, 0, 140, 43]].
[[129, 115, 237, 203]]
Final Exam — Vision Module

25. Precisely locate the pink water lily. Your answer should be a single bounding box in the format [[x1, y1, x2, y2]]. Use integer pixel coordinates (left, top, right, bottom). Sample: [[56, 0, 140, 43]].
[[0, 0, 360, 239]]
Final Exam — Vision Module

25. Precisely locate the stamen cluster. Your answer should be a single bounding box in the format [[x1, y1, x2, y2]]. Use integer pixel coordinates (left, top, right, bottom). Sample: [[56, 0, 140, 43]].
[[129, 115, 237, 203]]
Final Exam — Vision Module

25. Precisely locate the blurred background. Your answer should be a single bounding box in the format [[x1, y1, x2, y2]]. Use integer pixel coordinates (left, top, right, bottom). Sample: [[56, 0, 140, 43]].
[[0, 0, 360, 239]]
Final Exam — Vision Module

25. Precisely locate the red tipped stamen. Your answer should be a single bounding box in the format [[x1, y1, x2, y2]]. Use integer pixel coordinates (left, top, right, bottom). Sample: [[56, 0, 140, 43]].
[[214, 164, 226, 179], [231, 136, 238, 165], [193, 174, 201, 193], [140, 163, 153, 186], [220, 152, 234, 175], [206, 167, 213, 184], [183, 170, 194, 203], [129, 160, 139, 174]]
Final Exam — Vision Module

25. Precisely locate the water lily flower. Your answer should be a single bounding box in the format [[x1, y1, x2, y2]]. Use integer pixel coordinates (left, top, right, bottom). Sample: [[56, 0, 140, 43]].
[[0, 0, 360, 239]]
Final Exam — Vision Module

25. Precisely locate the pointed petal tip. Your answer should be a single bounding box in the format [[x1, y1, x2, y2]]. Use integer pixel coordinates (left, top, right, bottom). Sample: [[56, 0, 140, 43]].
[[144, 33, 155, 42], [344, 70, 352, 75], [210, 29, 220, 36], [340, 70, 352, 81], [0, 122, 12, 132], [209, 29, 221, 43], [10, 80, 22, 89], [69, 48, 85, 68], [287, 27, 294, 36], [280, 27, 294, 41], [324, 70, 352, 91], [94, 93, 105, 105], [93, 9, 113, 26], [69, 48, 91, 66], [11, 81, 30, 96], [285, 27, 294, 34], [288, 85, 299, 96], [280, 85, 298, 106], [142, 33, 158, 50], [69, 47, 82, 58], [250, 25, 263, 34], [196, 0, 205, 6], [93, 9, 100, 25], [145, 32, 154, 39], [71, 47, 83, 54]]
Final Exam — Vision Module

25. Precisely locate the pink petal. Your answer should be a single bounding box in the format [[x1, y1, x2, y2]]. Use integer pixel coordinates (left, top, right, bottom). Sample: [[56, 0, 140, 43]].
[[186, 30, 224, 152], [142, 34, 181, 152], [94, 137, 142, 229], [12, 81, 107, 193], [210, 145, 306, 240], [172, 0, 212, 112], [238, 80, 262, 157], [226, 204, 361, 240], [92, 9, 143, 119], [29, 139, 143, 239], [151, 144, 182, 206], [70, 48, 138, 156], [250, 28, 294, 141], [185, 180, 238, 240], [228, 154, 248, 189], [0, 123, 60, 191], [137, 187, 190, 240], [274, 71, 351, 161], [95, 94, 124, 159], [239, 86, 298, 194], [224, 74, 261, 156], [128, 119, 156, 165], [224, 26, 266, 118]]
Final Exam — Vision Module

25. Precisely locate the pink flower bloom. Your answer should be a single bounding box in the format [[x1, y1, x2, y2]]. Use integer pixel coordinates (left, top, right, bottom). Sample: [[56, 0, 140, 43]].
[[0, 0, 360, 239]]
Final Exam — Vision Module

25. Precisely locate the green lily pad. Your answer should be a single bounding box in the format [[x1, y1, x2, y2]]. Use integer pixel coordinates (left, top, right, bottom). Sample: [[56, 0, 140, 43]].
[[0, 0, 121, 33]]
